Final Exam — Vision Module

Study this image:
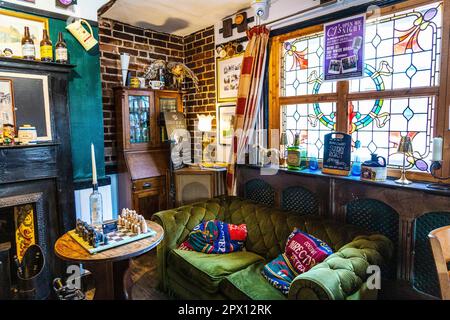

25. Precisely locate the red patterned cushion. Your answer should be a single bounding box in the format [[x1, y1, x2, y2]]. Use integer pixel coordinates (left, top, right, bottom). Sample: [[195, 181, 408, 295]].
[[284, 228, 333, 274]]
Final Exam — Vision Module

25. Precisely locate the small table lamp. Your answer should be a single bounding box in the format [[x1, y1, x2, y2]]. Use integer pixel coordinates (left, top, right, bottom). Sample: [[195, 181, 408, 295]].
[[197, 115, 214, 163], [395, 136, 413, 185]]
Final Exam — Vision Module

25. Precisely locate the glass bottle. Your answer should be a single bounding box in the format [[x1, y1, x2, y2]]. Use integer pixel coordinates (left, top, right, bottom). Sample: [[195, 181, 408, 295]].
[[287, 133, 307, 170], [89, 184, 103, 227], [159, 68, 165, 89], [55, 32, 68, 64], [40, 29, 53, 62], [351, 140, 362, 176], [22, 27, 36, 60]]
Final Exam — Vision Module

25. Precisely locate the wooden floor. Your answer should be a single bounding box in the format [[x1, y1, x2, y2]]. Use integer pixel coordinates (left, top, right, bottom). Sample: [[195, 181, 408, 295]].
[[128, 251, 169, 300]]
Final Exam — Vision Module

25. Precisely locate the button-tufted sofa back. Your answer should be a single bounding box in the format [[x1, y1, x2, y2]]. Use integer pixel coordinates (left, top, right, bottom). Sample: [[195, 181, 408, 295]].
[[154, 196, 369, 260]]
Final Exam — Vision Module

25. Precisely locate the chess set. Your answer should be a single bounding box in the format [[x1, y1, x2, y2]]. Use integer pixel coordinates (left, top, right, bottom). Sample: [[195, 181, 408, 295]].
[[69, 209, 156, 255]]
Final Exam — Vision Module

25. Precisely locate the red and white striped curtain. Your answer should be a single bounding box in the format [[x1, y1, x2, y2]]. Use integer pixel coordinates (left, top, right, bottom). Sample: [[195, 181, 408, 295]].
[[227, 25, 270, 195]]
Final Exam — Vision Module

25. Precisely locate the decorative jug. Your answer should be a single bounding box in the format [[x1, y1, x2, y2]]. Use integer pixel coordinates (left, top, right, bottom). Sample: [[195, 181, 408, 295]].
[[66, 19, 98, 51]]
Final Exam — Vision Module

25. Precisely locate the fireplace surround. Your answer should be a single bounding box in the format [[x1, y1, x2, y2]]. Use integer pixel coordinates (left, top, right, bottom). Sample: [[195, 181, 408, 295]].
[[0, 58, 76, 299]]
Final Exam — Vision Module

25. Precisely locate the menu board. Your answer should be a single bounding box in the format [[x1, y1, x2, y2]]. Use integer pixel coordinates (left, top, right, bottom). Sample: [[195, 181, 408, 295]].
[[324, 14, 365, 81], [322, 132, 352, 176]]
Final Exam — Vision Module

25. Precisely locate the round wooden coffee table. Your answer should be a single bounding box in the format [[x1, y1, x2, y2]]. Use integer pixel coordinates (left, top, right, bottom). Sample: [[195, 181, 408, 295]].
[[54, 220, 164, 300]]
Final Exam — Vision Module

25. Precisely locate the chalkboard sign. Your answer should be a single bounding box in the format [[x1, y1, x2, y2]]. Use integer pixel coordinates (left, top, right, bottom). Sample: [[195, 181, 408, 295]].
[[322, 132, 352, 176]]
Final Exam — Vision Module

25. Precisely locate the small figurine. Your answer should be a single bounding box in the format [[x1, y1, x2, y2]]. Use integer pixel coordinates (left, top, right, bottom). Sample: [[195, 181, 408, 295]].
[[2, 124, 15, 146], [2, 48, 13, 58]]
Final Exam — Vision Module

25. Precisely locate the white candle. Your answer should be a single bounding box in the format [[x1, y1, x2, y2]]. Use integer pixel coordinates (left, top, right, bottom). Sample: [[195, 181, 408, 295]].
[[91, 143, 98, 185], [432, 137, 443, 162]]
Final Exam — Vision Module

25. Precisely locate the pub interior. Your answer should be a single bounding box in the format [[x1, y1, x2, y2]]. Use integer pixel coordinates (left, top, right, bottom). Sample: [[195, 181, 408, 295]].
[[0, 0, 449, 303]]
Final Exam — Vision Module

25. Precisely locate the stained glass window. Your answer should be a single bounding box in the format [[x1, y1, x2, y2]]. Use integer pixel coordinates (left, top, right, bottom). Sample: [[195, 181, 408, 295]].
[[282, 103, 336, 158], [279, 2, 442, 171], [350, 97, 435, 170], [350, 3, 442, 92], [282, 32, 336, 96]]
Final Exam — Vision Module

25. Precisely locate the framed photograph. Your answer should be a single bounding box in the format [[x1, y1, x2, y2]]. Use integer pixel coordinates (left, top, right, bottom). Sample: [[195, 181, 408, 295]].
[[0, 79, 16, 131], [0, 9, 49, 59], [216, 53, 244, 102], [218, 105, 236, 145], [0, 72, 52, 141]]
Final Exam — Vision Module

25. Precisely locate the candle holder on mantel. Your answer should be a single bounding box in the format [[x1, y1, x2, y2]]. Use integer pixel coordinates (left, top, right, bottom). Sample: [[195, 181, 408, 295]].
[[427, 137, 450, 190]]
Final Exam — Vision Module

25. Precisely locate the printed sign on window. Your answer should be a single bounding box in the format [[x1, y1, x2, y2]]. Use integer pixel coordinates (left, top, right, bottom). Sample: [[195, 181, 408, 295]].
[[324, 14, 365, 81]]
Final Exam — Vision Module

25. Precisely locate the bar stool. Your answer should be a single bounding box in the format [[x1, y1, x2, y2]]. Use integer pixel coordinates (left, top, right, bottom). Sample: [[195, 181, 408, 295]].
[[429, 225, 450, 300]]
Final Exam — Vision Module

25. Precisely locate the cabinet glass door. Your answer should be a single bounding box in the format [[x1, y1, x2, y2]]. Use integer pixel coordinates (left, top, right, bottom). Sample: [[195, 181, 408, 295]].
[[159, 98, 178, 113], [128, 95, 150, 144]]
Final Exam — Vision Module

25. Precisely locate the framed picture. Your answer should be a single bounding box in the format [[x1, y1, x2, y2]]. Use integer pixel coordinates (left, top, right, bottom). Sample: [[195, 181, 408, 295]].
[[218, 105, 236, 145], [0, 79, 16, 132], [0, 72, 52, 141], [216, 53, 244, 102], [0, 9, 49, 59]]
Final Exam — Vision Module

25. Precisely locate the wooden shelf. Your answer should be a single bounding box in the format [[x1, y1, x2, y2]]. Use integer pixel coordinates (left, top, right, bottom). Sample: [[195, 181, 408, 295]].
[[0, 142, 59, 149], [0, 57, 75, 73]]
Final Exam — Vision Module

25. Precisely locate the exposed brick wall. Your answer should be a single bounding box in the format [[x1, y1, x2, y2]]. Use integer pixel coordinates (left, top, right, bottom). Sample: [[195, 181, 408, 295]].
[[99, 19, 216, 168], [183, 26, 216, 160], [98, 18, 184, 167]]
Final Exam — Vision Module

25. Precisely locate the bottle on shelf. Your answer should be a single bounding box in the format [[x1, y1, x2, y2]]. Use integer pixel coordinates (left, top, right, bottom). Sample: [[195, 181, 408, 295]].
[[89, 183, 103, 227], [55, 32, 69, 64], [351, 140, 362, 176], [22, 26, 36, 60], [40, 29, 53, 62], [287, 133, 307, 171]]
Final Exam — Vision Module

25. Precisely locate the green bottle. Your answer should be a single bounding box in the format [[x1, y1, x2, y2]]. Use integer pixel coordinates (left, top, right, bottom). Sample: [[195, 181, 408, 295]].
[[287, 133, 307, 170]]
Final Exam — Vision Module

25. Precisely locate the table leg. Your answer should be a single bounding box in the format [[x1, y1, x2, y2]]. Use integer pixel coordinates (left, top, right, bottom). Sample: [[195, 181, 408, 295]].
[[85, 259, 130, 300]]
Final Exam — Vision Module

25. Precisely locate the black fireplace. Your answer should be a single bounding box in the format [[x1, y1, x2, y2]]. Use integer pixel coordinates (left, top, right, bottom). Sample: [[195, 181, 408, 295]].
[[0, 58, 75, 299]]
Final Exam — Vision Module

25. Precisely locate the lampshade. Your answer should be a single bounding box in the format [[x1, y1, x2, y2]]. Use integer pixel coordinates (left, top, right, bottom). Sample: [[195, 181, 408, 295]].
[[280, 132, 288, 146], [197, 114, 214, 132], [397, 136, 413, 154]]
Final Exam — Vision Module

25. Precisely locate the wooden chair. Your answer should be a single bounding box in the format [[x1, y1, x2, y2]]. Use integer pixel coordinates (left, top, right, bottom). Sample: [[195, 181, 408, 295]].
[[428, 226, 450, 300]]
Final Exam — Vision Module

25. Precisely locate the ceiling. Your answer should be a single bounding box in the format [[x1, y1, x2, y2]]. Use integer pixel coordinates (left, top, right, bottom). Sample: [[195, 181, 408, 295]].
[[101, 0, 250, 36]]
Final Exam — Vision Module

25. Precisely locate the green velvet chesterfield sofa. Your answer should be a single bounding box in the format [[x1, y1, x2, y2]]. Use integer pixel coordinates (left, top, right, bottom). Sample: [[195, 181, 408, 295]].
[[152, 196, 393, 300]]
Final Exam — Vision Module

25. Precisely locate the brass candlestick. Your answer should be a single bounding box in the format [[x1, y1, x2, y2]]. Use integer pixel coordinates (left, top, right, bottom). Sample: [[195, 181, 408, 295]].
[[395, 136, 413, 185], [279, 132, 288, 168]]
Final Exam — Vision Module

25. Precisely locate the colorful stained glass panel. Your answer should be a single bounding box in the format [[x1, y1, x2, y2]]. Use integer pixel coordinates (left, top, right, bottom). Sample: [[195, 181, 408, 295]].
[[282, 32, 336, 96], [350, 2, 442, 92], [282, 103, 336, 159], [351, 97, 435, 170]]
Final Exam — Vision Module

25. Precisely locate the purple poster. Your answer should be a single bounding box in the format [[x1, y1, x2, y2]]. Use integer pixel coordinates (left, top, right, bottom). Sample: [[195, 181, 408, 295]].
[[324, 14, 365, 81]]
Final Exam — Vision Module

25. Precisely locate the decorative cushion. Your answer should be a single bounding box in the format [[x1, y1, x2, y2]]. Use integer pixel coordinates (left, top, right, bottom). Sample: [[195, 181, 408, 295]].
[[179, 220, 247, 254], [261, 254, 297, 294], [285, 228, 333, 274], [168, 248, 264, 294]]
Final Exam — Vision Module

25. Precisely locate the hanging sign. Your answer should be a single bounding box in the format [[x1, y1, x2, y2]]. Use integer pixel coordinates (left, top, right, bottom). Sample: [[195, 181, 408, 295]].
[[324, 14, 365, 81]]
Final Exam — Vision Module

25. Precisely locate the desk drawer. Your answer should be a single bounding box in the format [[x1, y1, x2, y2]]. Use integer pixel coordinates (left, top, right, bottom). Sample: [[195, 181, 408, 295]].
[[133, 177, 163, 192]]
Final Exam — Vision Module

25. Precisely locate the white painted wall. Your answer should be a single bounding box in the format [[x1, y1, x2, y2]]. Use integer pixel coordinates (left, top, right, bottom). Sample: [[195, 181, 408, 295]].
[[1, 0, 109, 21], [75, 185, 114, 223]]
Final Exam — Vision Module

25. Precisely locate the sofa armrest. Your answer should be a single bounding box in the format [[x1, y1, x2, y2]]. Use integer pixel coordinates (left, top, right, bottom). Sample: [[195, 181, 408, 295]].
[[288, 234, 393, 300]]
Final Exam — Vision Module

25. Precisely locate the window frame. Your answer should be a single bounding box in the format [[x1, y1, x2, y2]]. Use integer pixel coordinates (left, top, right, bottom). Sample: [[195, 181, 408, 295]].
[[269, 0, 450, 182]]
